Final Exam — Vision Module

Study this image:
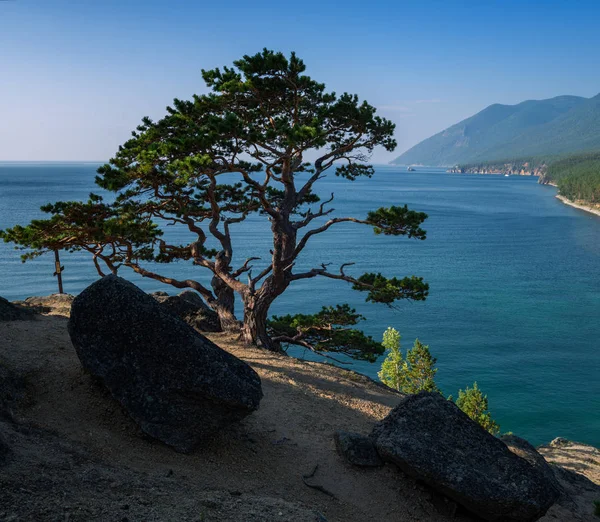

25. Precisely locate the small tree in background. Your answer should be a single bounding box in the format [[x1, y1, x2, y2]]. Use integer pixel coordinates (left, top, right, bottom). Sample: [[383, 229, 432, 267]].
[[379, 330, 500, 434], [455, 382, 500, 435], [399, 339, 439, 394], [378, 327, 403, 389], [379, 328, 439, 393]]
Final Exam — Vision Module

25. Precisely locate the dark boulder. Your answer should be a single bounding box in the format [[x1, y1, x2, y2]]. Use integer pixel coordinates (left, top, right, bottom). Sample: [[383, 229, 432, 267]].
[[0, 362, 27, 422], [0, 424, 10, 465], [0, 297, 33, 321], [151, 290, 222, 332], [68, 275, 262, 453], [0, 362, 26, 467], [500, 434, 561, 493], [371, 392, 559, 522], [334, 430, 383, 467]]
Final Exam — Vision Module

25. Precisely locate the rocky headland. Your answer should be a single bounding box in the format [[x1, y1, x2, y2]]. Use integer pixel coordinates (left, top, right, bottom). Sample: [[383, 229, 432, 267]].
[[1, 283, 599, 521], [447, 162, 547, 176]]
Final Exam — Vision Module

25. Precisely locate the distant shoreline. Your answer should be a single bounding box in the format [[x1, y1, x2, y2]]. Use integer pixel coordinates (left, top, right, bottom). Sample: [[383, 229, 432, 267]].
[[556, 195, 600, 217]]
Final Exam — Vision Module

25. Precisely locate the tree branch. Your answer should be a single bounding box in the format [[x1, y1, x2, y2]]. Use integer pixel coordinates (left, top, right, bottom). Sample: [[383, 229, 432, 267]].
[[232, 257, 261, 278], [293, 192, 335, 229], [251, 263, 273, 287], [290, 262, 360, 283], [296, 134, 363, 202], [125, 262, 217, 304], [294, 217, 368, 258]]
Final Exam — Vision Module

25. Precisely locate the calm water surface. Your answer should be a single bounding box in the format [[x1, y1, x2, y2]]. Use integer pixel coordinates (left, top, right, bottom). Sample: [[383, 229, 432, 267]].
[[1, 163, 599, 446]]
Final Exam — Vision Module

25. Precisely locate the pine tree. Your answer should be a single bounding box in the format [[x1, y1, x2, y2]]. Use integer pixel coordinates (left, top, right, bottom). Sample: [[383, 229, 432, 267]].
[[379, 329, 439, 394], [455, 382, 500, 435], [0, 49, 429, 357], [398, 339, 439, 394], [378, 327, 403, 390]]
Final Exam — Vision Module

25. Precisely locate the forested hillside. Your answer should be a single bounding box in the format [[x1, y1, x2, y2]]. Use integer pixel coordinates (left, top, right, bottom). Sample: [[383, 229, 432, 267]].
[[543, 152, 600, 205], [392, 94, 600, 166]]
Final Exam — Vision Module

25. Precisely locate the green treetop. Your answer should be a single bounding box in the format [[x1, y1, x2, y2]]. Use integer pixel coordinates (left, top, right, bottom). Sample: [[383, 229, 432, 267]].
[[455, 382, 500, 435], [398, 338, 439, 394], [378, 327, 403, 389], [379, 328, 439, 393]]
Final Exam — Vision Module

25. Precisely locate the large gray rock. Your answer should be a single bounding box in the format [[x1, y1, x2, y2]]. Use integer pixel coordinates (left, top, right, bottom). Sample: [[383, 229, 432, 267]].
[[334, 431, 383, 467], [68, 275, 262, 452], [0, 362, 26, 467], [371, 392, 559, 522], [0, 362, 26, 422], [151, 290, 222, 332], [0, 424, 10, 465], [501, 434, 561, 493]]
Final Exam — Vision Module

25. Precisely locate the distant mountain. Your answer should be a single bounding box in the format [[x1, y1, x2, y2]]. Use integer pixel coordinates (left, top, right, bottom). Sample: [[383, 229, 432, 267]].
[[391, 94, 600, 166]]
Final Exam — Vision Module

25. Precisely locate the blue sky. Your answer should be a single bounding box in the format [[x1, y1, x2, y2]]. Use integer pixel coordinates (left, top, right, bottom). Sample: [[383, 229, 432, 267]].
[[1, 0, 600, 163]]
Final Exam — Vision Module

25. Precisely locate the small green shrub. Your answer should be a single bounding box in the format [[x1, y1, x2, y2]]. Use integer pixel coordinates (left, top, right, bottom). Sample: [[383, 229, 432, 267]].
[[378, 327, 403, 391], [455, 382, 500, 435], [378, 328, 439, 394], [593, 499, 600, 517], [399, 339, 439, 394]]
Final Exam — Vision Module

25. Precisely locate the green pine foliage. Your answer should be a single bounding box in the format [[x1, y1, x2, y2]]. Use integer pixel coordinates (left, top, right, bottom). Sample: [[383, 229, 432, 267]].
[[399, 339, 439, 394], [267, 304, 383, 362], [593, 499, 600, 517], [544, 152, 600, 205], [352, 272, 428, 304], [378, 328, 439, 394], [455, 382, 500, 435], [378, 327, 403, 390]]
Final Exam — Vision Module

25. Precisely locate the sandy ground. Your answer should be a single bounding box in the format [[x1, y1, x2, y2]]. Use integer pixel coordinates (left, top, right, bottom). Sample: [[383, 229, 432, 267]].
[[539, 439, 600, 486], [1, 312, 600, 521]]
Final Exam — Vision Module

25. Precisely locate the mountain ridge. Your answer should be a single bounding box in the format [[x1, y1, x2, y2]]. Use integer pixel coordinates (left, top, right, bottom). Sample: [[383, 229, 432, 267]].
[[391, 94, 600, 166]]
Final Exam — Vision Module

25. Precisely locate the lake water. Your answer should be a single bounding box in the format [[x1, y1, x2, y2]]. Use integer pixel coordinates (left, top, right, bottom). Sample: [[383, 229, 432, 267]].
[[1, 163, 599, 447]]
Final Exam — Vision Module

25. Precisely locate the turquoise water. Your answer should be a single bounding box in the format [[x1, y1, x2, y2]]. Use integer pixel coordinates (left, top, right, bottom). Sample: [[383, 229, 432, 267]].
[[1, 163, 599, 446]]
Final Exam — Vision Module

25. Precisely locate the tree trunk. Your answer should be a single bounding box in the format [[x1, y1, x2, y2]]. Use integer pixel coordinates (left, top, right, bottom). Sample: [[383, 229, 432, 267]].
[[241, 295, 280, 352], [213, 304, 240, 332], [211, 275, 240, 332]]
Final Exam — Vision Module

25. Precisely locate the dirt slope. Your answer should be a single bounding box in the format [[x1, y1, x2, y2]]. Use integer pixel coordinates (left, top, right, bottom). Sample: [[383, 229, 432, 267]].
[[1, 313, 599, 521]]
